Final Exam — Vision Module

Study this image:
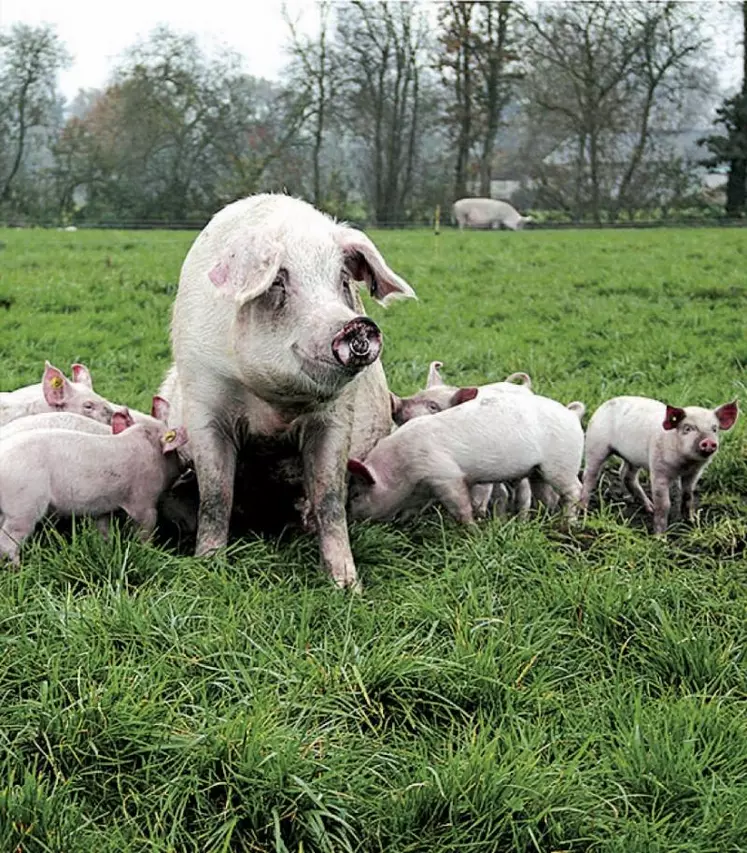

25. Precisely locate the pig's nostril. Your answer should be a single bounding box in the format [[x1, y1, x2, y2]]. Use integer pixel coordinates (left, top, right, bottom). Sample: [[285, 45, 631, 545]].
[[350, 337, 370, 356]]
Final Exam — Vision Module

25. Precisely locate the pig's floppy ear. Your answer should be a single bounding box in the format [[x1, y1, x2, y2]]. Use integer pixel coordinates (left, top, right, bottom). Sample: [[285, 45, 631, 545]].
[[208, 231, 282, 306], [426, 361, 444, 388], [663, 405, 686, 431], [337, 227, 416, 305], [161, 426, 188, 454], [151, 395, 170, 423], [42, 361, 71, 406], [715, 399, 739, 431], [451, 387, 479, 406], [71, 363, 93, 388], [347, 458, 376, 485]]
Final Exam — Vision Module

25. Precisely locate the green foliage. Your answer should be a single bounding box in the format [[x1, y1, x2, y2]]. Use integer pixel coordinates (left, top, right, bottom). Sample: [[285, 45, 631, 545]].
[[0, 226, 745, 851]]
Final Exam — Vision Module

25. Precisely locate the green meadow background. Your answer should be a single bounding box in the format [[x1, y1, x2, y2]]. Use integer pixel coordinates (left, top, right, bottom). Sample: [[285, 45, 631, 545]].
[[0, 226, 745, 852]]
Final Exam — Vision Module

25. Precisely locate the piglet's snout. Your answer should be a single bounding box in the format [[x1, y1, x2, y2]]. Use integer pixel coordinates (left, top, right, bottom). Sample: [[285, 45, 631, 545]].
[[699, 437, 718, 456], [331, 318, 382, 369]]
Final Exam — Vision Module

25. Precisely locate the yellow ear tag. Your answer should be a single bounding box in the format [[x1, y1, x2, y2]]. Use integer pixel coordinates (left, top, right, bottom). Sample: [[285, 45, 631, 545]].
[[164, 430, 177, 443], [50, 376, 63, 389]]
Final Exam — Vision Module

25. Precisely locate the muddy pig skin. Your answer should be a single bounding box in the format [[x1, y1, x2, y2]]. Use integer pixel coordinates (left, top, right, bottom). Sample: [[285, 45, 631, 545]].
[[163, 193, 415, 590], [0, 410, 188, 565], [348, 392, 583, 524], [580, 395, 739, 533], [0, 362, 118, 427]]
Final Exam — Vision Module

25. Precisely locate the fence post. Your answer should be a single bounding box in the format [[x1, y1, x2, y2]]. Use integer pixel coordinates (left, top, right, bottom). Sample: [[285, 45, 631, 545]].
[[434, 204, 441, 235]]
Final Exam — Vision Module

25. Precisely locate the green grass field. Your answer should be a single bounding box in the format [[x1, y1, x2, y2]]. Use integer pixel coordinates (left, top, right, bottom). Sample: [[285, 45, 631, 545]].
[[0, 226, 746, 852]]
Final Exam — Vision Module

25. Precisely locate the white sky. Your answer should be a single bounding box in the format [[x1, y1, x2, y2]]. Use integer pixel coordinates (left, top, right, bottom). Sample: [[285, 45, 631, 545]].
[[0, 0, 319, 101], [0, 0, 743, 103]]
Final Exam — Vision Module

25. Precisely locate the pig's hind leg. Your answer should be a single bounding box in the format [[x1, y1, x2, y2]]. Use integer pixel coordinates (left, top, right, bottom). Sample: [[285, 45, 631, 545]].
[[541, 467, 581, 523], [620, 462, 653, 513], [0, 506, 46, 566], [580, 438, 611, 508]]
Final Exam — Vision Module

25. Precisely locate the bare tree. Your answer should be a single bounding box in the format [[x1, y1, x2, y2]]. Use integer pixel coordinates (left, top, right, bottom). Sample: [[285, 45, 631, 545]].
[[336, 1, 430, 224], [0, 24, 69, 204], [474, 2, 520, 196], [284, 1, 339, 207], [520, 1, 713, 222]]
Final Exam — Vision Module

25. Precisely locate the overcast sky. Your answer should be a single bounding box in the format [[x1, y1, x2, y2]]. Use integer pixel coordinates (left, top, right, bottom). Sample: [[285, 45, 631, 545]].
[[0, 0, 319, 101], [0, 0, 742, 103]]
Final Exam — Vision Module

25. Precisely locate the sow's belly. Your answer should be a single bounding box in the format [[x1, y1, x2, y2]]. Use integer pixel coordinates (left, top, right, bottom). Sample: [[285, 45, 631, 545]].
[[156, 435, 305, 552]]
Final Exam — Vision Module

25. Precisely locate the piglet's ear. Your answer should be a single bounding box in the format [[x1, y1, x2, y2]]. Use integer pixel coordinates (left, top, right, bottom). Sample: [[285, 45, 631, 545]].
[[662, 405, 686, 431], [71, 363, 93, 388], [161, 426, 188, 454], [111, 409, 133, 435], [208, 231, 282, 306], [504, 371, 532, 389], [42, 362, 70, 406], [347, 458, 376, 485], [451, 387, 479, 406], [715, 399, 739, 431], [426, 361, 444, 388], [151, 395, 170, 423], [337, 227, 416, 305]]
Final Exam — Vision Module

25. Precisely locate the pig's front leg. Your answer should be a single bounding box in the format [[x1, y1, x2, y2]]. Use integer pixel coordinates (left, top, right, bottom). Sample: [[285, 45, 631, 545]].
[[189, 422, 237, 556], [432, 478, 475, 524], [680, 468, 705, 523], [301, 419, 359, 590], [650, 469, 672, 535]]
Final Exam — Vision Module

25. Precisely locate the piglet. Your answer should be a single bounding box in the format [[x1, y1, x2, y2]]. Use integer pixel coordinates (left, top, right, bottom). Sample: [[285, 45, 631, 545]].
[[390, 360, 531, 426], [348, 392, 583, 524], [580, 395, 739, 533], [0, 396, 170, 443], [0, 361, 117, 427], [0, 407, 187, 565]]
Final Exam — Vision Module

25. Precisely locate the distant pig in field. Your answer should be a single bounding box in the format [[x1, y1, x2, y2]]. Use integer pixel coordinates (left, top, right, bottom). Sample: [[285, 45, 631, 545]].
[[347, 392, 583, 524], [390, 360, 531, 426], [580, 396, 739, 533], [0, 361, 117, 427], [452, 198, 533, 231], [0, 406, 188, 565], [162, 193, 415, 589]]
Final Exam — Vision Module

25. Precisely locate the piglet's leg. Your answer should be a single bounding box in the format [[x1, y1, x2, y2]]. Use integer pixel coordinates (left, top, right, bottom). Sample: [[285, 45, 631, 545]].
[[680, 469, 705, 523], [432, 478, 475, 524], [126, 507, 158, 543], [580, 443, 610, 508], [514, 478, 533, 519], [0, 513, 39, 566], [470, 483, 493, 519], [650, 470, 672, 535], [620, 462, 653, 513], [301, 420, 359, 591]]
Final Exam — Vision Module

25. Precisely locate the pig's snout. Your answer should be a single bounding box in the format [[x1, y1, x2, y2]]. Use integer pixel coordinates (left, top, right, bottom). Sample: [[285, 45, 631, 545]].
[[332, 318, 382, 369], [699, 437, 718, 456]]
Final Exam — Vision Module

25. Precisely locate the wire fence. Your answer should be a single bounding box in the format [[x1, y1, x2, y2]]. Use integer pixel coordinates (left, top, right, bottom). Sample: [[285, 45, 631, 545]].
[[3, 216, 747, 232]]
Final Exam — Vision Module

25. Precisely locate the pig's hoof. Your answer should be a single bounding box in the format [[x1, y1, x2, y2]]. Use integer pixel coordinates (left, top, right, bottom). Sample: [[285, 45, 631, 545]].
[[334, 574, 362, 594], [195, 539, 225, 557]]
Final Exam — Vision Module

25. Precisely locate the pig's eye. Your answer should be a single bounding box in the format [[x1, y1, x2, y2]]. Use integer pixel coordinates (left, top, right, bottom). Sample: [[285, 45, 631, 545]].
[[427, 401, 441, 414], [682, 424, 692, 433], [267, 269, 288, 310], [83, 401, 94, 411], [712, 425, 719, 433]]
